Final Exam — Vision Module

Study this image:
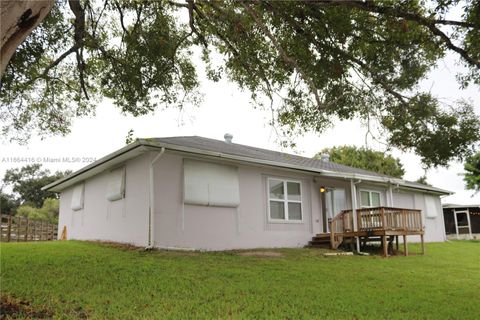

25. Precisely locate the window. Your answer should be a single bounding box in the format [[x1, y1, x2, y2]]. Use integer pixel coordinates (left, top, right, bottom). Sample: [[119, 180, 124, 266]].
[[184, 159, 240, 207], [360, 190, 381, 208], [268, 178, 302, 221], [71, 184, 84, 211], [106, 167, 126, 201]]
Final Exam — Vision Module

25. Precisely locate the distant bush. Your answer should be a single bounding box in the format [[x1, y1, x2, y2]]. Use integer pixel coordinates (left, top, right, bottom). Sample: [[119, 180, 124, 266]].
[[15, 198, 59, 223]]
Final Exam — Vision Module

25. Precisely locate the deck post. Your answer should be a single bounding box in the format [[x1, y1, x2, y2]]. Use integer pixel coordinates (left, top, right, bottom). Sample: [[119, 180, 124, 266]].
[[382, 235, 388, 257], [395, 235, 399, 251], [403, 235, 408, 256], [329, 218, 334, 249], [381, 207, 386, 229], [420, 234, 425, 255]]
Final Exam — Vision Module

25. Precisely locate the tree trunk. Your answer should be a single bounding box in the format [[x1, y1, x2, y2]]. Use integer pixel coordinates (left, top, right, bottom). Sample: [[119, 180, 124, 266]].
[[1, 0, 54, 77]]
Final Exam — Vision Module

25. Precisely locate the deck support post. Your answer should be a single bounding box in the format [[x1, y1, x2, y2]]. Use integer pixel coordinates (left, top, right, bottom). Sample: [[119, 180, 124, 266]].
[[420, 234, 425, 255], [382, 235, 388, 257], [329, 219, 334, 249], [395, 236, 399, 251], [403, 235, 408, 256]]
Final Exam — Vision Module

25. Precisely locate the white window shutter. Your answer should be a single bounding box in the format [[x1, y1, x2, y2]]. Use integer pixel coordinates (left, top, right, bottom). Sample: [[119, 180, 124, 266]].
[[183, 159, 240, 207], [71, 184, 84, 211], [425, 196, 438, 218], [106, 167, 126, 201]]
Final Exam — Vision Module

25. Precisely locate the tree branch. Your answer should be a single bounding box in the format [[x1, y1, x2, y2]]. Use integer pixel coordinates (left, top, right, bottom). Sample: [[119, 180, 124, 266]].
[[319, 0, 480, 69], [239, 1, 323, 109], [68, 0, 88, 100]]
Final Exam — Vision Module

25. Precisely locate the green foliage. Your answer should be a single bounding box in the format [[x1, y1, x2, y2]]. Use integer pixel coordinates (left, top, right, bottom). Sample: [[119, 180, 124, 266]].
[[0, 190, 19, 215], [1, 241, 479, 318], [125, 129, 135, 145], [15, 198, 59, 223], [1, 0, 479, 167], [316, 145, 405, 178], [415, 175, 431, 186], [2, 164, 70, 207], [463, 152, 480, 194]]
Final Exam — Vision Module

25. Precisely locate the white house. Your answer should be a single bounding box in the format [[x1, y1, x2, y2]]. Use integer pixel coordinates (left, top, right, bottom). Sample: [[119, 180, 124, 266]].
[[44, 135, 450, 251]]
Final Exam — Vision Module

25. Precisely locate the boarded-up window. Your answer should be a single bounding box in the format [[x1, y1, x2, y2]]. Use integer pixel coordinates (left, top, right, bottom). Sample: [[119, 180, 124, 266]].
[[183, 159, 240, 207], [71, 184, 84, 211], [106, 167, 126, 201], [425, 196, 438, 218]]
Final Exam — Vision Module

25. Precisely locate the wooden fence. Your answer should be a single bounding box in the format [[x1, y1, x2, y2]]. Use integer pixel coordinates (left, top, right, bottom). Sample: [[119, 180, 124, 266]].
[[0, 214, 58, 242]]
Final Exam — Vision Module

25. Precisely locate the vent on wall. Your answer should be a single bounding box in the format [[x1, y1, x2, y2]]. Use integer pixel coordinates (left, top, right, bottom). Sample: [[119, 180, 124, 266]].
[[183, 159, 240, 207]]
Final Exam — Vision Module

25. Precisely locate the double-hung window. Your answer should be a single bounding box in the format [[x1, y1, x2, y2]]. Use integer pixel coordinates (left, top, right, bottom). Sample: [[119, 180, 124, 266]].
[[360, 190, 381, 208], [268, 178, 302, 221]]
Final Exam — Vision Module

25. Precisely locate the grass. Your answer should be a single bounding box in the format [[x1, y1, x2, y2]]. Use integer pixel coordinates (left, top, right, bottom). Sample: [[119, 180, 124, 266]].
[[1, 241, 479, 319]]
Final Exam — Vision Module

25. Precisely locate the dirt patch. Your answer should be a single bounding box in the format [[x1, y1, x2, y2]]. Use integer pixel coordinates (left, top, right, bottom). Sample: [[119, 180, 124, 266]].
[[88, 240, 200, 256], [87, 240, 145, 251], [0, 294, 53, 319], [237, 251, 283, 258]]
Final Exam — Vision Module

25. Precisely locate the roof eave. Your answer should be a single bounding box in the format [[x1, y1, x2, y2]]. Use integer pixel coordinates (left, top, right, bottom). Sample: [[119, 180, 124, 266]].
[[42, 140, 150, 192], [43, 138, 453, 196]]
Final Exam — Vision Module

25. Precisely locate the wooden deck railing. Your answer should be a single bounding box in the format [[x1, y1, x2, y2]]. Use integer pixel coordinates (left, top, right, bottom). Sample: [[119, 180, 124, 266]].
[[356, 207, 423, 232], [328, 207, 423, 250], [0, 214, 58, 242]]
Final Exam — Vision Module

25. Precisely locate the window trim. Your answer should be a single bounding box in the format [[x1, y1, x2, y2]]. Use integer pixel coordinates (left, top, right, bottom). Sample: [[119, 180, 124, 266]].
[[267, 177, 304, 223], [359, 189, 382, 208]]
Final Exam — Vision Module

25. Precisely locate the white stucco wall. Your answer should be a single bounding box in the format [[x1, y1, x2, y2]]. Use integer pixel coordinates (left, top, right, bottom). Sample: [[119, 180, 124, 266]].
[[58, 153, 150, 246], [392, 189, 446, 242], [57, 150, 446, 249], [152, 152, 326, 250]]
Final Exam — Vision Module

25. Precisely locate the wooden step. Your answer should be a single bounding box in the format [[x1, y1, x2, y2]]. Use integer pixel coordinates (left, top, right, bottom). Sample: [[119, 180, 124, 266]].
[[311, 237, 330, 243], [307, 241, 330, 249]]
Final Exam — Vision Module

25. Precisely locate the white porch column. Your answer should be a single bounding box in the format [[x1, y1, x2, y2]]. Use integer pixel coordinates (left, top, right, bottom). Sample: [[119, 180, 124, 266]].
[[350, 179, 360, 252], [387, 185, 394, 207], [453, 209, 459, 239]]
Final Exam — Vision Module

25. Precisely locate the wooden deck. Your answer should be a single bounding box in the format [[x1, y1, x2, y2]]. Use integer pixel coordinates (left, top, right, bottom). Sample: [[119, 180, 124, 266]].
[[327, 207, 424, 257]]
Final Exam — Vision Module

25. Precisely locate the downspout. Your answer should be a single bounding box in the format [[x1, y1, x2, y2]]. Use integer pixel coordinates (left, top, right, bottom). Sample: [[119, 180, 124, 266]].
[[388, 185, 393, 206], [146, 147, 165, 249], [350, 179, 362, 253]]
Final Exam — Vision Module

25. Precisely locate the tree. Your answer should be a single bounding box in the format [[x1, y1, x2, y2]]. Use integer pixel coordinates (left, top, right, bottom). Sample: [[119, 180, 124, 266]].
[[0, 190, 20, 215], [1, 1, 479, 167], [316, 146, 405, 178], [0, 1, 55, 75], [415, 175, 431, 186], [2, 164, 71, 207], [16, 198, 60, 223], [463, 152, 480, 194]]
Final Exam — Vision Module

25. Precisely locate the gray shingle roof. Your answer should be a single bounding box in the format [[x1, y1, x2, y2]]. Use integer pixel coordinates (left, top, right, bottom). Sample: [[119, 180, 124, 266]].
[[151, 136, 392, 178], [43, 135, 451, 194]]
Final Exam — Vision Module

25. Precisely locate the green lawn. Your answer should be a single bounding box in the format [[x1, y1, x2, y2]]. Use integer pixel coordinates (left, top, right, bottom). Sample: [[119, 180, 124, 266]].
[[1, 241, 479, 319]]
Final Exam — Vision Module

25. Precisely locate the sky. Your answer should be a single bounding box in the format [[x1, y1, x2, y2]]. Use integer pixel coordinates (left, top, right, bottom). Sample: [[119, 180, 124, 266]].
[[0, 49, 479, 205]]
